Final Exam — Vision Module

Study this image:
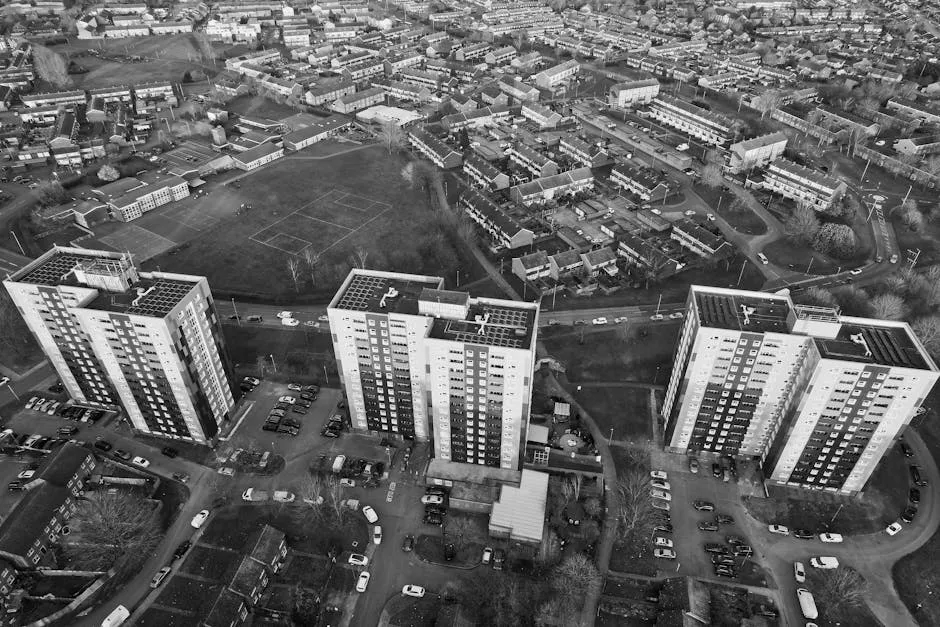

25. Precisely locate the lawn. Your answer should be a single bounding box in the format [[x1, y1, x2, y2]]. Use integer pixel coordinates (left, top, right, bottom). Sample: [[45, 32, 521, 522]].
[[764, 238, 848, 275], [387, 595, 442, 627], [143, 146, 484, 298], [180, 546, 240, 581], [277, 554, 332, 590], [137, 607, 202, 627], [223, 325, 339, 384], [693, 184, 769, 236], [890, 210, 940, 267], [742, 446, 910, 535], [541, 324, 679, 384], [155, 577, 222, 613], [574, 386, 653, 443]]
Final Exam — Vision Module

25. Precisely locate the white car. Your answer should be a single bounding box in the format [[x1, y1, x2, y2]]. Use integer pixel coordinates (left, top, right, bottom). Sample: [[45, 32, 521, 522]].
[[794, 561, 806, 583], [25, 397, 39, 409], [650, 208, 662, 215], [217, 467, 235, 476], [150, 566, 171, 589], [819, 533, 843, 543], [768, 525, 790, 535], [650, 471, 668, 481], [653, 536, 673, 548], [650, 480, 670, 491], [810, 556, 839, 569], [684, 210, 696, 216], [278, 396, 296, 404], [650, 489, 671, 501], [652, 500, 671, 511], [276, 311, 293, 319], [373, 525, 383, 545], [273, 492, 295, 503], [340, 478, 357, 488], [886, 522, 903, 536], [654, 548, 676, 559], [17, 469, 34, 480], [318, 314, 329, 322], [482, 547, 493, 564], [132, 456, 150, 468], [191, 509, 210, 529], [706, 213, 716, 221], [669, 312, 684, 319], [402, 585, 425, 598], [304, 321, 319, 327], [592, 317, 608, 325], [362, 505, 379, 524], [421, 495, 444, 505], [650, 313, 664, 321], [614, 316, 628, 323], [288, 384, 302, 391], [348, 553, 369, 566], [356, 571, 370, 592], [281, 318, 300, 326], [849, 268, 863, 275]]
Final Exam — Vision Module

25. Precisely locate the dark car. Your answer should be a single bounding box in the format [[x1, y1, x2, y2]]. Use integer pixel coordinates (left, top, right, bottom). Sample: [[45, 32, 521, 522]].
[[712, 463, 722, 478], [444, 543, 456, 561], [493, 549, 506, 571], [793, 529, 815, 540], [300, 392, 315, 401], [424, 513, 444, 525], [900, 440, 914, 457], [733, 545, 753, 556], [8, 481, 24, 491], [114, 449, 132, 461], [48, 382, 64, 393], [901, 507, 917, 523], [726, 535, 746, 546], [698, 522, 719, 532], [715, 568, 736, 579], [57, 426, 79, 437], [693, 500, 715, 512], [93, 439, 113, 452], [910, 465, 927, 486], [262, 422, 280, 432], [297, 400, 312, 408], [161, 446, 179, 458], [172, 472, 190, 483], [703, 543, 729, 554], [247, 315, 263, 323], [402, 534, 415, 552], [173, 540, 192, 560], [321, 427, 340, 438], [716, 514, 734, 525], [712, 555, 736, 566], [275, 402, 290, 411], [654, 524, 673, 533], [291, 406, 307, 415], [910, 488, 921, 504], [426, 486, 448, 497], [425, 504, 447, 516]]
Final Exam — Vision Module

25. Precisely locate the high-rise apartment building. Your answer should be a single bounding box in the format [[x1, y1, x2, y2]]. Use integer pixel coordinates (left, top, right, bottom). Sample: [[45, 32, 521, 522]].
[[4, 247, 235, 444], [328, 270, 539, 474], [663, 285, 938, 495]]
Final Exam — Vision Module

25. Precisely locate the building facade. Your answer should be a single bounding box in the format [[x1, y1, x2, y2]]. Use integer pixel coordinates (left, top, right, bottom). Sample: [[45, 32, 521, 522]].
[[4, 248, 236, 444], [328, 270, 538, 473], [727, 132, 788, 174], [662, 285, 938, 495]]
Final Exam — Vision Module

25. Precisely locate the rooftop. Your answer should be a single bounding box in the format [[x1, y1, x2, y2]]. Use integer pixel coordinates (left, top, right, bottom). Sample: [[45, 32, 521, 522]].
[[816, 320, 932, 370], [87, 275, 197, 317], [694, 289, 791, 334], [428, 299, 537, 349], [331, 271, 443, 315]]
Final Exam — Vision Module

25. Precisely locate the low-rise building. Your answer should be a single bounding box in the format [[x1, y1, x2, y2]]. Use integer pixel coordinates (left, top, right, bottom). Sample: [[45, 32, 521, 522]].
[[520, 102, 562, 129], [761, 158, 846, 211], [512, 250, 550, 282], [533, 59, 579, 89], [649, 95, 734, 146], [559, 136, 610, 168], [887, 97, 940, 125], [608, 77, 660, 108], [408, 128, 462, 169], [232, 142, 284, 171], [283, 116, 351, 151], [893, 134, 940, 157], [727, 132, 788, 174], [510, 168, 594, 206], [331, 87, 385, 114], [464, 153, 511, 190], [548, 249, 583, 279], [441, 105, 512, 131], [508, 143, 558, 178], [460, 188, 534, 250], [580, 247, 618, 277], [305, 80, 356, 107], [610, 163, 669, 202], [105, 176, 191, 221], [670, 219, 731, 258]]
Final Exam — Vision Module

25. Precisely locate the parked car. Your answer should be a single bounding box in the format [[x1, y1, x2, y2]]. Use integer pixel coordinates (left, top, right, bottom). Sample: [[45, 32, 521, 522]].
[[421, 495, 445, 505], [402, 535, 415, 552], [711, 463, 722, 478], [810, 556, 839, 569], [698, 522, 719, 532], [482, 547, 493, 564], [693, 500, 715, 512], [910, 488, 921, 504], [703, 543, 729, 554], [654, 548, 676, 559], [173, 540, 192, 560], [650, 489, 671, 501], [689, 459, 699, 474], [373, 525, 383, 545], [356, 571, 370, 592], [651, 500, 671, 511], [191, 510, 210, 528], [793, 529, 815, 540], [654, 523, 673, 533], [150, 567, 171, 589], [161, 446, 179, 458], [348, 553, 368, 566], [132, 456, 150, 468], [768, 524, 790, 535], [726, 535, 746, 546], [93, 439, 113, 452], [402, 585, 425, 598], [362, 505, 379, 523], [819, 533, 843, 543], [900, 440, 914, 457], [424, 512, 444, 525], [650, 480, 670, 491], [653, 537, 673, 548], [113, 449, 131, 460], [650, 470, 668, 480], [886, 522, 903, 536], [715, 514, 734, 525], [901, 507, 917, 523], [172, 473, 190, 483]]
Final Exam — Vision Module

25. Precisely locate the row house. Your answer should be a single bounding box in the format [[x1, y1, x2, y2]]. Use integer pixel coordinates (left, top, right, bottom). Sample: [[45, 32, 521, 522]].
[[580, 247, 618, 277], [648, 39, 707, 58], [510, 167, 594, 206], [533, 59, 579, 89], [376, 80, 431, 103], [520, 102, 561, 129], [455, 42, 491, 63], [670, 219, 730, 258], [886, 98, 940, 125], [548, 249, 583, 280], [459, 188, 534, 250], [559, 136, 610, 168], [485, 46, 517, 66], [330, 50, 374, 69], [134, 82, 177, 104], [17, 144, 51, 165], [727, 132, 788, 174], [771, 105, 837, 145], [508, 143, 558, 179], [511, 51, 543, 71], [331, 86, 385, 113], [385, 52, 423, 74], [648, 95, 734, 146], [894, 135, 940, 157], [616, 233, 683, 277], [258, 75, 302, 99], [610, 162, 669, 203], [816, 105, 880, 136], [20, 90, 85, 109], [608, 77, 660, 108], [305, 80, 356, 106], [399, 68, 441, 91], [150, 21, 194, 35], [464, 152, 511, 190], [512, 250, 550, 283], [498, 77, 539, 103], [0, 445, 95, 570], [760, 158, 846, 211], [441, 105, 512, 131], [323, 25, 362, 42], [426, 59, 478, 82], [102, 23, 151, 38], [89, 85, 132, 103], [408, 128, 462, 169], [342, 59, 386, 82], [206, 18, 262, 43], [19, 105, 60, 125], [107, 176, 191, 221]]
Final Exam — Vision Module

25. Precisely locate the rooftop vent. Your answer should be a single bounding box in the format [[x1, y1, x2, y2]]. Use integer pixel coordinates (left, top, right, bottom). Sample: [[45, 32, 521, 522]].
[[850, 332, 872, 357], [379, 286, 399, 309]]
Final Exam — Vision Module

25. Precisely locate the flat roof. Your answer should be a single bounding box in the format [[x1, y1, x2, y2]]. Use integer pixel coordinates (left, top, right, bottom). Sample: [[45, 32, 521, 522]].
[[428, 299, 536, 349], [86, 275, 196, 317], [331, 271, 443, 315], [694, 290, 791, 334], [489, 469, 548, 543], [11, 249, 98, 286], [816, 321, 931, 370]]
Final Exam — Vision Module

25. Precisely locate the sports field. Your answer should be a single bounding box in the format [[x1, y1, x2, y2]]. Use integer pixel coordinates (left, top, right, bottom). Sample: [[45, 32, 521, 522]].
[[142, 145, 483, 297]]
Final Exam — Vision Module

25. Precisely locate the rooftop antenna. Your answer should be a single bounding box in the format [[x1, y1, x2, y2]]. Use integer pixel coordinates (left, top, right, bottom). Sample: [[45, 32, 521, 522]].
[[850, 332, 872, 358], [379, 286, 399, 309], [740, 304, 755, 325]]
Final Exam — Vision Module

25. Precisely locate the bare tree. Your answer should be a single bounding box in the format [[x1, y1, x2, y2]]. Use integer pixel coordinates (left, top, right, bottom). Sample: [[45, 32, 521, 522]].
[[869, 293, 906, 321], [447, 516, 475, 551], [753, 89, 783, 119], [377, 120, 405, 154], [322, 475, 347, 522], [913, 316, 940, 360], [194, 33, 216, 66], [302, 249, 320, 288], [256, 355, 267, 377], [286, 257, 302, 292], [615, 468, 654, 547], [784, 203, 820, 245], [700, 163, 724, 189], [812, 567, 868, 620], [794, 286, 838, 309], [549, 553, 601, 623], [63, 492, 161, 572], [350, 247, 369, 270], [32, 45, 71, 88]]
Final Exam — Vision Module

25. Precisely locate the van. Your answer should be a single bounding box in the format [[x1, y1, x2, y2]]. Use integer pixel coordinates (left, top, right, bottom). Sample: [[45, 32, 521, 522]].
[[332, 454, 347, 473], [757, 253, 769, 265]]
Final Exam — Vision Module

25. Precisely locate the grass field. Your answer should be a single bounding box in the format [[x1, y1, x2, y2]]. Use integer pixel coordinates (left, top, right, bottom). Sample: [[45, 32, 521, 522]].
[[573, 386, 653, 443], [50, 34, 215, 90], [224, 94, 298, 121], [224, 325, 338, 384], [541, 324, 680, 384], [143, 146, 483, 298]]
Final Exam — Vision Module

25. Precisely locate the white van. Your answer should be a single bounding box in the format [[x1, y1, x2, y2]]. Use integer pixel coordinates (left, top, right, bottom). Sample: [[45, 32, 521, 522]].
[[757, 253, 769, 265], [101, 605, 130, 627]]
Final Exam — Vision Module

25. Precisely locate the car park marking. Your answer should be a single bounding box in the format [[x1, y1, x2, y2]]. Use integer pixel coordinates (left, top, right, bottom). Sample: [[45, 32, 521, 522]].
[[386, 481, 396, 503]]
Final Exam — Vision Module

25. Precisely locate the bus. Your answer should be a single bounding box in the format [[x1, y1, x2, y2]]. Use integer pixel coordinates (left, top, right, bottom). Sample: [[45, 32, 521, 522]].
[[796, 588, 818, 620], [101, 605, 130, 627]]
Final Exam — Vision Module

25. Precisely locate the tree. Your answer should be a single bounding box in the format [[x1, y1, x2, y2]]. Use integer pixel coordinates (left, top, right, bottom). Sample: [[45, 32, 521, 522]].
[[256, 355, 267, 377], [901, 204, 924, 231], [194, 32, 216, 65], [784, 203, 820, 245], [63, 492, 161, 572], [446, 516, 475, 551], [700, 163, 724, 189], [832, 285, 871, 317], [583, 496, 602, 518], [37, 180, 67, 208], [869, 293, 906, 320], [615, 467, 655, 548], [97, 165, 120, 182], [32, 45, 71, 88], [812, 567, 868, 620], [753, 89, 783, 118], [286, 257, 302, 292], [377, 120, 405, 154], [794, 286, 838, 309], [913, 316, 940, 360], [813, 223, 857, 259], [549, 553, 601, 623]]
